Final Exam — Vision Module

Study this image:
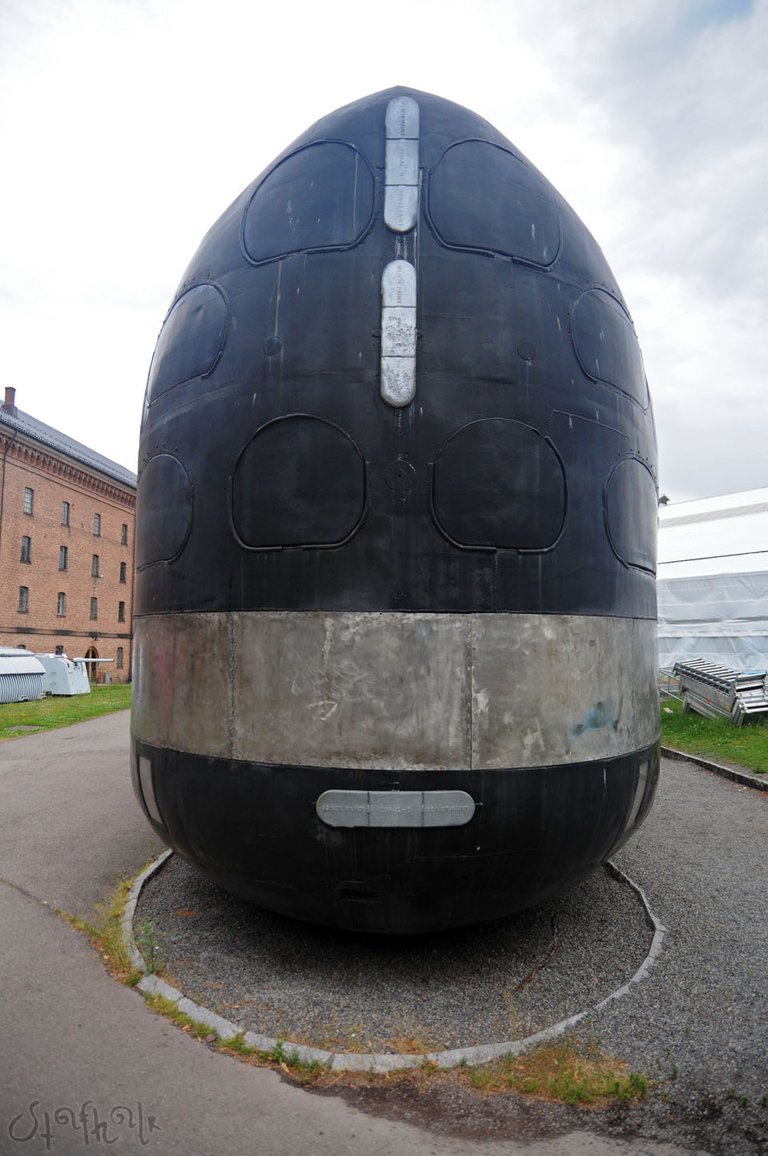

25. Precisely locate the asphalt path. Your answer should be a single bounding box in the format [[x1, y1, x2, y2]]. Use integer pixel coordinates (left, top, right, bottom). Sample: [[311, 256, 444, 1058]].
[[0, 711, 761, 1155]]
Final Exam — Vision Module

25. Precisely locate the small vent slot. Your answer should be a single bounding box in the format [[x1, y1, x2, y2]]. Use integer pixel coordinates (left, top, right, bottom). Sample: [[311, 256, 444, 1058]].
[[338, 886, 380, 903]]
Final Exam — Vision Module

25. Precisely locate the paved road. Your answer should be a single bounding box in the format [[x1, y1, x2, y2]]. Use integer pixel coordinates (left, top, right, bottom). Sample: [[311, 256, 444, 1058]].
[[0, 713, 745, 1155]]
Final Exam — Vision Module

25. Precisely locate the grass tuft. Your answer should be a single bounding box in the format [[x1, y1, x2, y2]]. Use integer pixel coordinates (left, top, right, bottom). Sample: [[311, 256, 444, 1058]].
[[464, 1039, 649, 1106], [144, 993, 216, 1041], [135, 920, 164, 975], [59, 875, 142, 985]]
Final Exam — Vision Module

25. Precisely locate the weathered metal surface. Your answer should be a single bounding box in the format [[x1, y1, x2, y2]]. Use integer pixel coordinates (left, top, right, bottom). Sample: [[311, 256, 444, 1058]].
[[380, 259, 417, 406], [470, 615, 659, 768], [133, 612, 658, 769], [132, 613, 231, 758]]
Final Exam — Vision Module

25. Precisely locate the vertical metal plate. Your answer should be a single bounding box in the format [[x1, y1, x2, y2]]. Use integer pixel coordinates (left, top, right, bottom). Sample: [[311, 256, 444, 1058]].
[[381, 259, 417, 308], [385, 96, 420, 233], [381, 260, 417, 407], [385, 95, 420, 139], [385, 186, 419, 234], [381, 357, 416, 407], [386, 138, 419, 185]]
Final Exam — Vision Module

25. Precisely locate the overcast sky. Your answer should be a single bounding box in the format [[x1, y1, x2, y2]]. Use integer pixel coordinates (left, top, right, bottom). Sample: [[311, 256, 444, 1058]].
[[1, 0, 765, 503]]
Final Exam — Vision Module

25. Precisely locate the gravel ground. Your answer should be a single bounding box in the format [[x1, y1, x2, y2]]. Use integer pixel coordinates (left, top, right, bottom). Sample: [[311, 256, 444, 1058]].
[[137, 855, 651, 1053], [134, 757, 768, 1155]]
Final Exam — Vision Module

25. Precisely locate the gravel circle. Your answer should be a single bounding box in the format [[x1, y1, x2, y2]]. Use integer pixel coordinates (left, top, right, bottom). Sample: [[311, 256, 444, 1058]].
[[136, 854, 653, 1054]]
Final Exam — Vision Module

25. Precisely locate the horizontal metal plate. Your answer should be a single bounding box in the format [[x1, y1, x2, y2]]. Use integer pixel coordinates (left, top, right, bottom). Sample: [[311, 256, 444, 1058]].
[[316, 789, 476, 828]]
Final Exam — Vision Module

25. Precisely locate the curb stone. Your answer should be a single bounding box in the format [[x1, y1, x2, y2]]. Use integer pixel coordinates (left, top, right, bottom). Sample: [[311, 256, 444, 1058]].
[[661, 745, 768, 791]]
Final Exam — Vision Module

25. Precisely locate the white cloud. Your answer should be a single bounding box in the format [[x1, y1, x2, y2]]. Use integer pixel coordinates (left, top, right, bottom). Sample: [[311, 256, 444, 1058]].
[[0, 0, 765, 501]]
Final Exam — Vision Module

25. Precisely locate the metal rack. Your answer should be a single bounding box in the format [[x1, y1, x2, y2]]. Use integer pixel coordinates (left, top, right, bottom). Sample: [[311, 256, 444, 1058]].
[[673, 659, 768, 725]]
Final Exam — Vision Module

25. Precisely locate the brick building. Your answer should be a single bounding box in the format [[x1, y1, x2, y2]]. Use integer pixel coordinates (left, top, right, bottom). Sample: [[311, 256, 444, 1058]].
[[0, 387, 137, 682]]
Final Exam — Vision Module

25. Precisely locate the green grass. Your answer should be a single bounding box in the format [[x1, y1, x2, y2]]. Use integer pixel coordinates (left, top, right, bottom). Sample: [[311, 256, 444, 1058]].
[[465, 1039, 649, 1105], [0, 684, 131, 740], [59, 872, 144, 986], [661, 695, 768, 775]]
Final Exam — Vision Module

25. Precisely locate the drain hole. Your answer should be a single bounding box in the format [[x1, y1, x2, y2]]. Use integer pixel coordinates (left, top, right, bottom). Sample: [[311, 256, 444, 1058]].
[[339, 886, 380, 903]]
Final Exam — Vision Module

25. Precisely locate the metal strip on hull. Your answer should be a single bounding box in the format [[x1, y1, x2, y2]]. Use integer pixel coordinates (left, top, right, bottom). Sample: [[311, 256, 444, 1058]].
[[380, 259, 417, 407], [384, 95, 419, 233]]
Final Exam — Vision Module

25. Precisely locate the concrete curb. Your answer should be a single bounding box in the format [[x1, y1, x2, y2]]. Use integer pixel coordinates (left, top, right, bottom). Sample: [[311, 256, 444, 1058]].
[[122, 853, 666, 1074], [121, 848, 173, 975], [661, 746, 768, 792]]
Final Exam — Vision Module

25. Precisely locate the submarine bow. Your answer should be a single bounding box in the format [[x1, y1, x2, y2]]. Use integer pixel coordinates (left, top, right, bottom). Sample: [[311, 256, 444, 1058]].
[[131, 87, 660, 934]]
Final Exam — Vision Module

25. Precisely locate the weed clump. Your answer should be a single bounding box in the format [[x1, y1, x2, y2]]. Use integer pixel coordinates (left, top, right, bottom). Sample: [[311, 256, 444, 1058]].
[[466, 1039, 649, 1107]]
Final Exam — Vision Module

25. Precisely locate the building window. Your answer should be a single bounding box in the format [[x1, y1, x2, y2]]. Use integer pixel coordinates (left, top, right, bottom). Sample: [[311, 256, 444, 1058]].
[[57, 592, 66, 617], [18, 586, 29, 613], [61, 501, 70, 527], [91, 554, 100, 578], [59, 545, 68, 571], [93, 513, 101, 536], [118, 601, 126, 623], [116, 647, 124, 670], [20, 535, 31, 563], [121, 523, 128, 545], [119, 561, 127, 584], [23, 487, 34, 515], [90, 597, 98, 620]]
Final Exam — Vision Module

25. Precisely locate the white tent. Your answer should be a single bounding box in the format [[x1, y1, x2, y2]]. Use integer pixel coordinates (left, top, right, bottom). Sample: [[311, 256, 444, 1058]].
[[658, 488, 768, 672]]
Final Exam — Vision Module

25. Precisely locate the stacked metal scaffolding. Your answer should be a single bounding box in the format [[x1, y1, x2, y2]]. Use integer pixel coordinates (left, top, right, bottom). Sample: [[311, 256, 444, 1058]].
[[674, 659, 768, 725]]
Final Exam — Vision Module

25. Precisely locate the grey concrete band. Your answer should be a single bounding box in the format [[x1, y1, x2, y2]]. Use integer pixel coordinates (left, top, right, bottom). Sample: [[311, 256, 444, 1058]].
[[132, 611, 659, 771]]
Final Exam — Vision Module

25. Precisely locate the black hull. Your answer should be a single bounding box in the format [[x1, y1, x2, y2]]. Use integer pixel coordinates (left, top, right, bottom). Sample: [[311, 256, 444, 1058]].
[[133, 87, 660, 934], [132, 739, 659, 934]]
